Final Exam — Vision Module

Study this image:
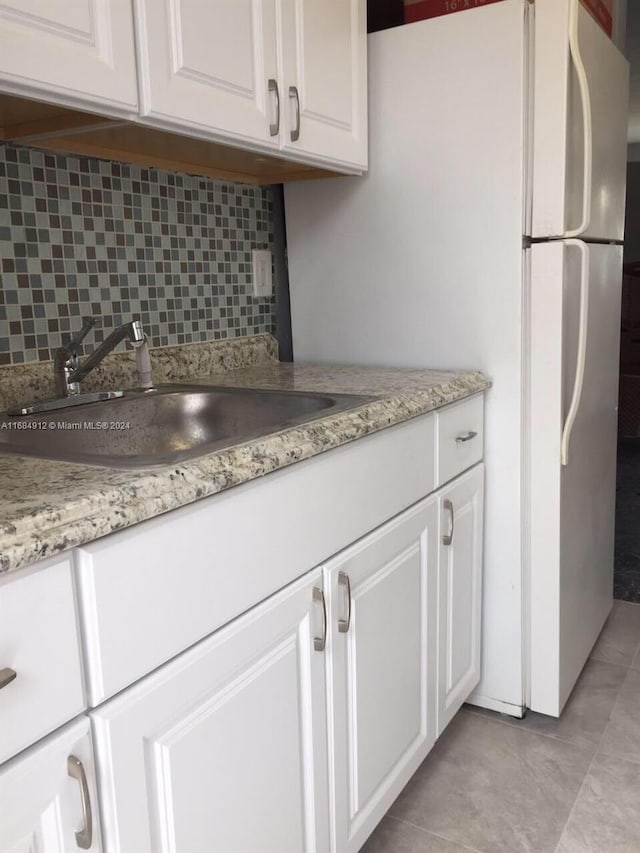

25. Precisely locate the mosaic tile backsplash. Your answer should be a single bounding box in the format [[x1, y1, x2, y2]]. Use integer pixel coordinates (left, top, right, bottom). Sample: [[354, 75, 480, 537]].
[[0, 143, 275, 365]]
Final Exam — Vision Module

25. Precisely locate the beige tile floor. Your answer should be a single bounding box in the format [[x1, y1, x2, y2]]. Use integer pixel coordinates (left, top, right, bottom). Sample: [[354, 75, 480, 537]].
[[362, 600, 640, 853]]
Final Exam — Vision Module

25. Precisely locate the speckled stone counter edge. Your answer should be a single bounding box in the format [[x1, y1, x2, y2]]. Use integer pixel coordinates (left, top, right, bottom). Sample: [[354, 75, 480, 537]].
[[0, 339, 490, 576]]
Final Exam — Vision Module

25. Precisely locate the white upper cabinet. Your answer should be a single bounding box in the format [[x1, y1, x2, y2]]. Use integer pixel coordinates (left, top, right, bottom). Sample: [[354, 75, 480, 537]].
[[0, 0, 366, 173], [280, 0, 367, 170], [0, 0, 138, 113], [134, 0, 280, 148], [133, 0, 367, 169]]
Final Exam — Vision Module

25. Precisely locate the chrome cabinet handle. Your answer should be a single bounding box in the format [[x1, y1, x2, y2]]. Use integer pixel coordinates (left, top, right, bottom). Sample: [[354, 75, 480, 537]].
[[68, 755, 93, 849], [443, 499, 454, 546], [456, 429, 478, 444], [0, 667, 16, 689], [455, 431, 478, 444], [313, 587, 327, 651], [268, 78, 280, 137], [289, 85, 300, 141], [337, 572, 352, 633]]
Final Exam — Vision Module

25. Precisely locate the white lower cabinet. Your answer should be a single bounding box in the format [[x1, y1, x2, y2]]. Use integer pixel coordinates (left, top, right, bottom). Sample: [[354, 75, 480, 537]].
[[90, 569, 330, 853], [88, 467, 484, 853], [324, 497, 439, 853], [0, 716, 101, 853], [0, 401, 485, 853], [437, 464, 485, 735]]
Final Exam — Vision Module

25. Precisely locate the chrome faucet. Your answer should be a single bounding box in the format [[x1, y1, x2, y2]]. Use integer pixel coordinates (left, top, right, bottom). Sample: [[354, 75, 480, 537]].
[[54, 316, 152, 397]]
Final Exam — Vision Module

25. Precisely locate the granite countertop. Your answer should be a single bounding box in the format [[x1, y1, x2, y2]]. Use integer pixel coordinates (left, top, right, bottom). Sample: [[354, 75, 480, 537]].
[[0, 335, 490, 576]]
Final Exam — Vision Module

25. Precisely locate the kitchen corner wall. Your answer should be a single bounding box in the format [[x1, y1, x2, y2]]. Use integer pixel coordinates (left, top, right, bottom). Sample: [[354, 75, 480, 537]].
[[0, 143, 275, 365]]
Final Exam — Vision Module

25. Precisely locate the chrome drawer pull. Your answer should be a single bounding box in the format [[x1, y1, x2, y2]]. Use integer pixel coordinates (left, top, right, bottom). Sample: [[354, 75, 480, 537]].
[[268, 78, 280, 136], [443, 499, 455, 546], [0, 668, 16, 690], [455, 431, 478, 444], [337, 571, 352, 633], [313, 587, 327, 651], [68, 755, 93, 849]]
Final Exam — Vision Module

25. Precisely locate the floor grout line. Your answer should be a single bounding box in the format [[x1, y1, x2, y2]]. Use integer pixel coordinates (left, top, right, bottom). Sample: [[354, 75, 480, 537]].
[[589, 650, 635, 668], [552, 750, 598, 853], [460, 706, 585, 748], [461, 705, 611, 753], [555, 610, 640, 851], [593, 748, 640, 768], [387, 815, 484, 853]]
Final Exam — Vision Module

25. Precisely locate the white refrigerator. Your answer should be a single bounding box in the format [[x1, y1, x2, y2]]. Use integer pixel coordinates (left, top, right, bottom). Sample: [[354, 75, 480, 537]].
[[284, 0, 629, 717]]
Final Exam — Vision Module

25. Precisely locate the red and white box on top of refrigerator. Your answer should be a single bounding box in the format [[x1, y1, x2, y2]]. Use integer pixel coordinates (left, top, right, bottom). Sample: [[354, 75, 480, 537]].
[[403, 0, 613, 37]]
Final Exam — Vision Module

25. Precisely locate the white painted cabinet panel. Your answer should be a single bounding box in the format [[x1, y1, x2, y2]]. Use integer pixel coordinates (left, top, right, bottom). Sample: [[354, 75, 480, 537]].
[[324, 497, 438, 853], [0, 716, 101, 853], [134, 0, 280, 148], [0, 558, 85, 765], [437, 464, 484, 735], [91, 569, 330, 853], [0, 0, 138, 113], [280, 0, 367, 169], [75, 412, 435, 707]]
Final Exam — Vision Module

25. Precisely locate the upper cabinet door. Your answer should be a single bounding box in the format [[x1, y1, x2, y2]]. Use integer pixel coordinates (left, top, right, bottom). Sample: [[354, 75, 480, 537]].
[[134, 0, 280, 148], [280, 0, 367, 170], [0, 0, 138, 114]]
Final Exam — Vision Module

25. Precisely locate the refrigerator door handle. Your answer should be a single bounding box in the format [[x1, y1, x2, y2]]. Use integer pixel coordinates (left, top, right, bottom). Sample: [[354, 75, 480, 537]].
[[561, 240, 590, 466], [564, 0, 593, 239]]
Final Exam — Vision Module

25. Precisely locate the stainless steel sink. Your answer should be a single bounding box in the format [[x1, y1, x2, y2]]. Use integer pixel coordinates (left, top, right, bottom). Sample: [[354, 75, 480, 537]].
[[0, 384, 375, 469]]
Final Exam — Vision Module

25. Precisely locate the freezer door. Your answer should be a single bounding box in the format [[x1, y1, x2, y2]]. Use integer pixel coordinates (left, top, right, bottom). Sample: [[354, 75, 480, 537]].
[[529, 240, 622, 716], [531, 0, 629, 241]]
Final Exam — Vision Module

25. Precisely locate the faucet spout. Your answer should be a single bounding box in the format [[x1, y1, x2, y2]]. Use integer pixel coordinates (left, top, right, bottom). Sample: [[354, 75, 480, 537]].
[[54, 317, 150, 397], [69, 321, 144, 385]]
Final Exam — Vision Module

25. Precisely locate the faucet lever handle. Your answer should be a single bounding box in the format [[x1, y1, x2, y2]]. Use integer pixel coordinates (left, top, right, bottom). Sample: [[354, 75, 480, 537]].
[[61, 316, 97, 357]]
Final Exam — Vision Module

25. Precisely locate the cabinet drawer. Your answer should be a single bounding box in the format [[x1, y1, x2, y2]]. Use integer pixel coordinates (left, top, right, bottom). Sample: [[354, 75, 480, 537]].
[[75, 413, 436, 706], [436, 395, 484, 487], [0, 559, 85, 764]]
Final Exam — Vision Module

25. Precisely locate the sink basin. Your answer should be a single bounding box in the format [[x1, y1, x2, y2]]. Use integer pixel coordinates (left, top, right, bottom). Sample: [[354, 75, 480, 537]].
[[0, 384, 375, 469]]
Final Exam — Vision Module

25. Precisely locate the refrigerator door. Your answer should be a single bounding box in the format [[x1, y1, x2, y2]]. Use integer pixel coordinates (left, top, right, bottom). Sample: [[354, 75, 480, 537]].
[[531, 0, 629, 241], [529, 240, 622, 716]]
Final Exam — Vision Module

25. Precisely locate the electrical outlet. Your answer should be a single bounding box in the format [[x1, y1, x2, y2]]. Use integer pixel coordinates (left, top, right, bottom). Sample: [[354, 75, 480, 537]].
[[252, 249, 273, 297]]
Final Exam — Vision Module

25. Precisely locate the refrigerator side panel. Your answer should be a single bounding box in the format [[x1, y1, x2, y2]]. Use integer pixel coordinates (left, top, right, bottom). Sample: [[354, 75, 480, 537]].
[[285, 0, 528, 711], [529, 242, 621, 716], [532, 0, 629, 240]]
